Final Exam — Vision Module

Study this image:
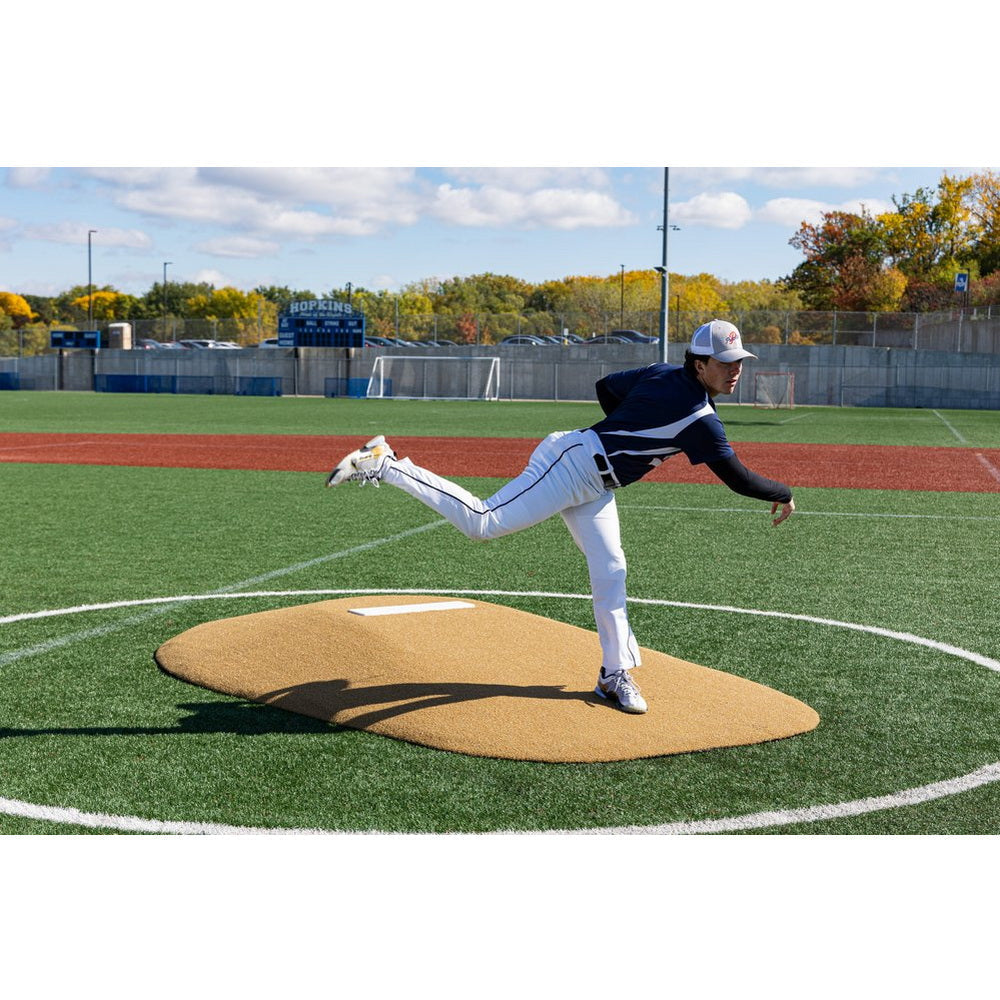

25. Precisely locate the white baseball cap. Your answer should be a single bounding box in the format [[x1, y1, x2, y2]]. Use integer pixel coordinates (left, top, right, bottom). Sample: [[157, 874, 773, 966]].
[[689, 319, 757, 362]]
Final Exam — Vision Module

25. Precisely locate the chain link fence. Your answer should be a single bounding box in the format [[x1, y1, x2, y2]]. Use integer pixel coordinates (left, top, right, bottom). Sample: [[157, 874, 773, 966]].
[[4, 306, 1000, 356]]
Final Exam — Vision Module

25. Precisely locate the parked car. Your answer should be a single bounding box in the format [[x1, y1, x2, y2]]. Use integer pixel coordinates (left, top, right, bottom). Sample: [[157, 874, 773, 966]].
[[585, 334, 633, 345], [178, 339, 216, 349], [538, 334, 584, 345], [607, 329, 659, 343], [213, 340, 241, 349], [135, 338, 163, 350], [256, 338, 282, 348], [499, 335, 549, 346], [425, 338, 459, 347]]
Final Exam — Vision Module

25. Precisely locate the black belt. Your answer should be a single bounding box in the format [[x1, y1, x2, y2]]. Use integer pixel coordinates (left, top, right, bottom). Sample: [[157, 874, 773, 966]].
[[593, 452, 620, 489]]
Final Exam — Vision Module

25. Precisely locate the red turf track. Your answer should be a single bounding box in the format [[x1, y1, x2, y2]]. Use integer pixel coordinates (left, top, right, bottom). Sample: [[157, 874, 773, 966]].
[[1, 432, 998, 492]]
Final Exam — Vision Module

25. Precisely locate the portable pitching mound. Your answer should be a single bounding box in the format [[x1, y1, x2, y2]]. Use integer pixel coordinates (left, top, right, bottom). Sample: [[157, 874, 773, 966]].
[[155, 596, 819, 763]]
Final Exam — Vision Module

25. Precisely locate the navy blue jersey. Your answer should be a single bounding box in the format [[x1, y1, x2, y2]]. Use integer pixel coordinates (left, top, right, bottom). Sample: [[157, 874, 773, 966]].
[[587, 363, 733, 487]]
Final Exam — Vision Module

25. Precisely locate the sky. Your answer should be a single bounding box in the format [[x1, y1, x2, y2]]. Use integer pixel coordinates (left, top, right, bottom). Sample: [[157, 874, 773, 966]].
[[0, 165, 978, 299], [5, 2, 995, 306]]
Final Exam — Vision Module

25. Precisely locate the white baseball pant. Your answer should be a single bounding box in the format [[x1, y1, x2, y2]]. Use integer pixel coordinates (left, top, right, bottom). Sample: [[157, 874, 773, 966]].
[[381, 428, 642, 674]]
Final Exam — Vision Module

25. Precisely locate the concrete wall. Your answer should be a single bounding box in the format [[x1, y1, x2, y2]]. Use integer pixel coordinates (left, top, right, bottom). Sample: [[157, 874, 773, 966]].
[[2, 342, 999, 409]]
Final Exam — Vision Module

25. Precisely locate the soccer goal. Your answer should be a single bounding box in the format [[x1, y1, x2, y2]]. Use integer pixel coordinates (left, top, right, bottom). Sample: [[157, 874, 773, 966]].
[[754, 371, 795, 409], [366, 355, 501, 401]]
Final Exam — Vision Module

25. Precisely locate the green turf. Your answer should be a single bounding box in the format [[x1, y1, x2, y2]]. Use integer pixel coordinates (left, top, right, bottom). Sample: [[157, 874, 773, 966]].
[[2, 448, 999, 834], [1, 391, 999, 447]]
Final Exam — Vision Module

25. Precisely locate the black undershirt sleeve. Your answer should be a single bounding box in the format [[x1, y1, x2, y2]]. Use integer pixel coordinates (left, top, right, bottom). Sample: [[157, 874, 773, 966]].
[[706, 454, 793, 504], [595, 379, 621, 416]]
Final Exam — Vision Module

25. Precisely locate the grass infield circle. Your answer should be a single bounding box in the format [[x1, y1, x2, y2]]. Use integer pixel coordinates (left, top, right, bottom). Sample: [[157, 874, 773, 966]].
[[2, 587, 999, 834]]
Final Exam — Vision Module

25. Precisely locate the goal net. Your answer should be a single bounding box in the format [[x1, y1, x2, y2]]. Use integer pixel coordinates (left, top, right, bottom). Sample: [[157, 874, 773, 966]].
[[366, 355, 501, 401], [754, 371, 795, 409]]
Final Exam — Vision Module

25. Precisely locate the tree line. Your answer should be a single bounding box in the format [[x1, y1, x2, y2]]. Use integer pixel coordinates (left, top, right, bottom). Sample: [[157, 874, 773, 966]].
[[0, 270, 805, 350], [3, 170, 999, 352]]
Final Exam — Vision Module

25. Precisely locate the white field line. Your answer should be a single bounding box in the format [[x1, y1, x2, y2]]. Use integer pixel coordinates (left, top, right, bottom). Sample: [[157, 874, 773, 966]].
[[564, 761, 1000, 835], [776, 413, 811, 425], [1, 588, 999, 835], [0, 520, 445, 667], [622, 504, 1000, 522], [976, 453, 1000, 485], [932, 409, 968, 443]]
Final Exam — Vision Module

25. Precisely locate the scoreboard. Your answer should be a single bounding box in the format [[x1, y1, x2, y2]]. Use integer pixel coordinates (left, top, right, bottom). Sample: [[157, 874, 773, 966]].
[[51, 330, 102, 349], [278, 299, 365, 347]]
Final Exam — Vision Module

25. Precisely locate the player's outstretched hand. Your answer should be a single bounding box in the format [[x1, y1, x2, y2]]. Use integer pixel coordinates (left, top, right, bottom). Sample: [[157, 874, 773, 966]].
[[771, 499, 795, 526]]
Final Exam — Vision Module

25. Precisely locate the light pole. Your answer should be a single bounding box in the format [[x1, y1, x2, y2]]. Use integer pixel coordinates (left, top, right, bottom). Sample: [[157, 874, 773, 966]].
[[619, 264, 625, 326], [163, 262, 172, 335], [87, 230, 97, 329], [656, 166, 681, 364]]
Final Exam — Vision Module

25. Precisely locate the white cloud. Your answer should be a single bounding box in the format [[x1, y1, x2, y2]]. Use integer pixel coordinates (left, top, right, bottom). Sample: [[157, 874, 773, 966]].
[[431, 184, 635, 229], [195, 236, 281, 258], [0, 216, 17, 231], [79, 167, 635, 239], [754, 198, 831, 227], [671, 192, 752, 229], [5, 167, 50, 188], [22, 222, 152, 248], [755, 196, 896, 228], [675, 167, 882, 189], [442, 167, 613, 192], [190, 268, 234, 287], [97, 167, 421, 238], [840, 197, 896, 217]]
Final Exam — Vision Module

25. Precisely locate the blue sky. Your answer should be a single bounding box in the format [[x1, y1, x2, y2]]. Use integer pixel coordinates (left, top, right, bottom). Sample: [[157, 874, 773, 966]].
[[0, 166, 974, 298]]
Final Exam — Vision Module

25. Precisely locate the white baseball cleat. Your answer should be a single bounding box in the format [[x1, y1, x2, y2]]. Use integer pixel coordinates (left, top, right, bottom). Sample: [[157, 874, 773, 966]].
[[594, 667, 648, 714], [326, 435, 397, 487]]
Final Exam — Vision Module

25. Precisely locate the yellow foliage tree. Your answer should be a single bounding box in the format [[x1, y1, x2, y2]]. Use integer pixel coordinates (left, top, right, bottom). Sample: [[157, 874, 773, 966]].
[[69, 290, 122, 322], [670, 273, 726, 316], [0, 291, 34, 327], [185, 286, 274, 344]]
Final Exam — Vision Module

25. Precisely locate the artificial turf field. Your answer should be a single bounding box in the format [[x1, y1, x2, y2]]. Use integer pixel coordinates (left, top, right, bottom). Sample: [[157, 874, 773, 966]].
[[1, 392, 999, 836]]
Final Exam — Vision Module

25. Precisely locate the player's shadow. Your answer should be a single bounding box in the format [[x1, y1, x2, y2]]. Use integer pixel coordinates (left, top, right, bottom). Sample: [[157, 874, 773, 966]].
[[259, 678, 594, 730], [0, 679, 602, 741]]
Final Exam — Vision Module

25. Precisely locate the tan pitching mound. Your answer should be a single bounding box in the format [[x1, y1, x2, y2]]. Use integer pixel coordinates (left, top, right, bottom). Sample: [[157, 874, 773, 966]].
[[154, 596, 819, 763]]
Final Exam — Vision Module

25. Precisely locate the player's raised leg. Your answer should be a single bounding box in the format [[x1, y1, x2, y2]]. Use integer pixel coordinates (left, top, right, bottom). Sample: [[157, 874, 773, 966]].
[[330, 430, 605, 541]]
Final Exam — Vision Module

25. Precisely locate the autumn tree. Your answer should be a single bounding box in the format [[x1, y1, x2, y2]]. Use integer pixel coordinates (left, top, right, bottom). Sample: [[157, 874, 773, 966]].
[[349, 287, 436, 338], [140, 280, 215, 319], [253, 286, 317, 309], [0, 291, 34, 327], [185, 286, 276, 343], [786, 209, 899, 311], [968, 170, 1000, 276], [879, 175, 977, 284], [720, 278, 802, 313], [433, 273, 533, 317], [68, 289, 140, 322]]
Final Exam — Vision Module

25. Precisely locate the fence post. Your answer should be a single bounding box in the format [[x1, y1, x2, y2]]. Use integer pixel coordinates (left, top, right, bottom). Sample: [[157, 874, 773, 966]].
[[913, 313, 919, 350]]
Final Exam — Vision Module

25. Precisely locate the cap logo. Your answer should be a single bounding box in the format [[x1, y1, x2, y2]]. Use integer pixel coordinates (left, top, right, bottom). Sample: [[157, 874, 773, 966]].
[[725, 331, 738, 346]]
